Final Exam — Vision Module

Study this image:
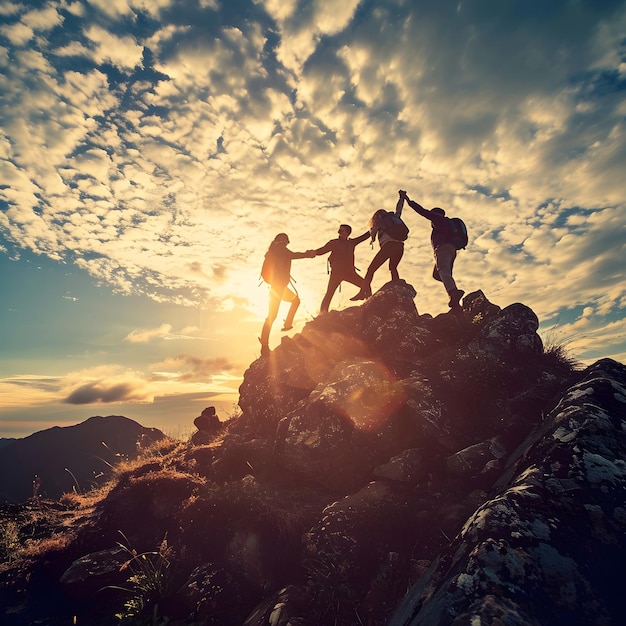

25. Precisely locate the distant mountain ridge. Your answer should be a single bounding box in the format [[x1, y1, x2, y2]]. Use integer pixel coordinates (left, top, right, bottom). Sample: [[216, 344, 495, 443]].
[[0, 415, 165, 503]]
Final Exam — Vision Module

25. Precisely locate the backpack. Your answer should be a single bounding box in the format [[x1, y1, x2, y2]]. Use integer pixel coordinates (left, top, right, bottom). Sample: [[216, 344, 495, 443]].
[[448, 217, 468, 250], [382, 212, 409, 241], [261, 250, 274, 283]]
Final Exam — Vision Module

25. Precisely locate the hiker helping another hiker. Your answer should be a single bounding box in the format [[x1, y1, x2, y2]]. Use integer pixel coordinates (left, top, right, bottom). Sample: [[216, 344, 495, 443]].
[[259, 233, 315, 357], [310, 224, 370, 313], [401, 190, 466, 309], [350, 191, 409, 301]]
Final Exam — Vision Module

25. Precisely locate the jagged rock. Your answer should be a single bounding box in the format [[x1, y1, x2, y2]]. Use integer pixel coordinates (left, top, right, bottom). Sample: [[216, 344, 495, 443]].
[[359, 281, 428, 372], [59, 546, 127, 598], [4, 283, 624, 626], [236, 341, 319, 435], [191, 406, 223, 444], [446, 437, 507, 478], [302, 480, 414, 623], [462, 289, 501, 324], [389, 358, 626, 626], [373, 448, 428, 484], [275, 356, 421, 490], [469, 302, 543, 359]]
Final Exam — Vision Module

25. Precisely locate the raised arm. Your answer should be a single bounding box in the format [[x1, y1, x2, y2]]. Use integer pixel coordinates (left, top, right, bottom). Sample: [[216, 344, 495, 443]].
[[402, 191, 447, 227], [395, 190, 405, 217], [352, 230, 371, 246]]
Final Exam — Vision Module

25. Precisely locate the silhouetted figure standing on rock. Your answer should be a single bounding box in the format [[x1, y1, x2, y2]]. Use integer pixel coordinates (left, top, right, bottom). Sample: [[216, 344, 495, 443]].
[[311, 224, 370, 313], [351, 191, 408, 301], [401, 190, 466, 309], [260, 233, 314, 357]]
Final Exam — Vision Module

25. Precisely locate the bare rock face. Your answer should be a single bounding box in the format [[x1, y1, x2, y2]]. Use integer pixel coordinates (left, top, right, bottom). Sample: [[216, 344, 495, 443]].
[[190, 406, 223, 444], [390, 358, 626, 626], [236, 282, 551, 491]]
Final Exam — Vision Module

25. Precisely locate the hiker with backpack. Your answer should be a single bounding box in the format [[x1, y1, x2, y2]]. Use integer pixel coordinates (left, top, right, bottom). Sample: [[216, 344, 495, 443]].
[[400, 190, 466, 308], [259, 233, 315, 357], [310, 224, 371, 313], [350, 191, 408, 301]]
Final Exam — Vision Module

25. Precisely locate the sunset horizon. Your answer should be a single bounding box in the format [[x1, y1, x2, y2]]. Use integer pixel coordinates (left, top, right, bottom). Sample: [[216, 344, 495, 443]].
[[2, 0, 625, 439]]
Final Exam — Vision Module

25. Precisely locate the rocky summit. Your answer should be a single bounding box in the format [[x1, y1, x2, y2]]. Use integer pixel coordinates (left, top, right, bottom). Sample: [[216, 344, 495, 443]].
[[1, 280, 625, 626]]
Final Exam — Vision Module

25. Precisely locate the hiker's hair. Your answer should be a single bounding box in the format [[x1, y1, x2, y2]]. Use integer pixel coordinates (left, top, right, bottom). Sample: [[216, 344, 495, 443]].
[[432, 207, 445, 216], [340, 224, 352, 235], [369, 209, 387, 229], [268, 233, 288, 252]]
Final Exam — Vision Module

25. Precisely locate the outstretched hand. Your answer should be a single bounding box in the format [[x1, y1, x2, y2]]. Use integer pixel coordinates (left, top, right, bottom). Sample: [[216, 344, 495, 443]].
[[306, 249, 316, 258], [399, 189, 408, 199]]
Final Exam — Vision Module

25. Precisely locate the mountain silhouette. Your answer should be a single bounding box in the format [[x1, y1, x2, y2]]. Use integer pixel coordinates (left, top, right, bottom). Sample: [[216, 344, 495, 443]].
[[0, 415, 165, 503], [0, 281, 624, 626]]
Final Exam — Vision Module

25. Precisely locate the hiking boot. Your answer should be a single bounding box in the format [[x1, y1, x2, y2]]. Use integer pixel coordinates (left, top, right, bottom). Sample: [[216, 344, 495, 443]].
[[281, 324, 293, 331], [448, 289, 465, 308], [350, 286, 371, 301]]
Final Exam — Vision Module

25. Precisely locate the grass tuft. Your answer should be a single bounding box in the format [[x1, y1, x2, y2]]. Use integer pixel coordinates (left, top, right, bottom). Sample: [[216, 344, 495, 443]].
[[106, 531, 174, 623]]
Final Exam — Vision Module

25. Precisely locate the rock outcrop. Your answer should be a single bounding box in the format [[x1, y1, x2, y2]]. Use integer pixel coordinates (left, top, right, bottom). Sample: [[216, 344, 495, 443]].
[[390, 357, 626, 626], [1, 281, 624, 626]]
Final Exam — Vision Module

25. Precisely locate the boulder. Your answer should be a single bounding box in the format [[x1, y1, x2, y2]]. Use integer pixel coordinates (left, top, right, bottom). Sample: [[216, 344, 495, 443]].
[[389, 358, 626, 625]]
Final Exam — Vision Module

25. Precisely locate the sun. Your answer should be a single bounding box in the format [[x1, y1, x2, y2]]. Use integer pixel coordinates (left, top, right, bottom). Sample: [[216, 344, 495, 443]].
[[238, 271, 272, 321]]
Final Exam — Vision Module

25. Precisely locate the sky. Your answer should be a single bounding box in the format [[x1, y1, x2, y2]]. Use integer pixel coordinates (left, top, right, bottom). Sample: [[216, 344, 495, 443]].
[[1, 0, 625, 439]]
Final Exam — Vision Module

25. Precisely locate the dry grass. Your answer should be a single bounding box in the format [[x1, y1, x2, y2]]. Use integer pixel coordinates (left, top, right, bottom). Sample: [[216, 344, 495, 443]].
[[0, 519, 20, 563], [0, 437, 190, 571], [111, 436, 186, 479], [542, 339, 581, 375]]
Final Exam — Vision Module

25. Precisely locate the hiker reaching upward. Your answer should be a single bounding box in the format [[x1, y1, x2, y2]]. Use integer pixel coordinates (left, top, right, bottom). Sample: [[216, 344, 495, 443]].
[[350, 191, 408, 301], [259, 233, 315, 357], [400, 190, 466, 309], [310, 224, 370, 313]]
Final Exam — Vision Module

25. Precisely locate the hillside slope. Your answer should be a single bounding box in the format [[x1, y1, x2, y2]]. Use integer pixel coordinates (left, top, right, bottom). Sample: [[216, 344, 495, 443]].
[[1, 281, 624, 626]]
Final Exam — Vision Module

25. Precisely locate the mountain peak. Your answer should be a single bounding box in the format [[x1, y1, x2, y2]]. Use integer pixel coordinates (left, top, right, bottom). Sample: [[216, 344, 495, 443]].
[[2, 282, 625, 626]]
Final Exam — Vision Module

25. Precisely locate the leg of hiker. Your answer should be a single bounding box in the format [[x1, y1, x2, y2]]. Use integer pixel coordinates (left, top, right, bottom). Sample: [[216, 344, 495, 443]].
[[435, 244, 463, 307], [351, 247, 390, 300], [282, 286, 300, 330], [320, 272, 343, 313], [260, 285, 284, 355], [387, 241, 404, 280], [343, 268, 366, 291]]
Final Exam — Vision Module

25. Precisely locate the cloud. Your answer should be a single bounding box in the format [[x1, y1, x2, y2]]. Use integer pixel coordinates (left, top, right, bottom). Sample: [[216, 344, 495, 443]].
[[0, 0, 625, 365], [0, 356, 242, 414], [63, 380, 152, 405], [55, 364, 154, 405], [124, 323, 204, 343], [125, 323, 173, 343], [83, 24, 144, 71], [150, 354, 236, 383]]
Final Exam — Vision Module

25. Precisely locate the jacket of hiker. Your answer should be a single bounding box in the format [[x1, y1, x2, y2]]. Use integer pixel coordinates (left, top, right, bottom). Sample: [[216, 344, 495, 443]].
[[370, 202, 405, 248], [266, 247, 310, 289], [313, 231, 370, 273], [405, 199, 453, 250]]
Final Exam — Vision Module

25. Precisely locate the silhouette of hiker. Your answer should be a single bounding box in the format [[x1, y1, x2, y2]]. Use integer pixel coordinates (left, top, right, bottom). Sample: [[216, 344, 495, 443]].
[[351, 191, 406, 300], [259, 233, 314, 357], [401, 190, 465, 308], [310, 224, 370, 312]]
